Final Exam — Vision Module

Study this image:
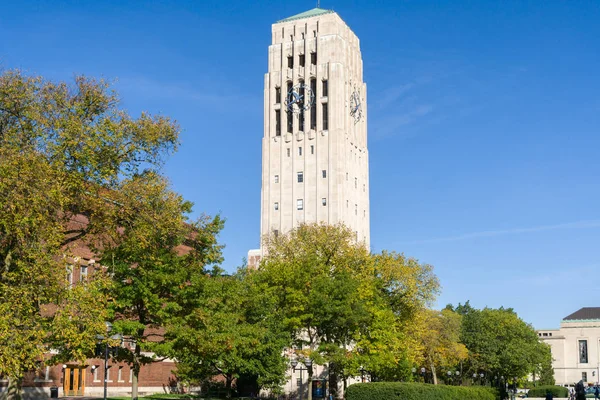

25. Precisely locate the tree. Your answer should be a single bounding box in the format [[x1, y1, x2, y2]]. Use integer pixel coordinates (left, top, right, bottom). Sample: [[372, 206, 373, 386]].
[[419, 309, 468, 384], [167, 269, 289, 398], [104, 172, 224, 400], [0, 70, 180, 398], [254, 223, 440, 397], [453, 304, 552, 387]]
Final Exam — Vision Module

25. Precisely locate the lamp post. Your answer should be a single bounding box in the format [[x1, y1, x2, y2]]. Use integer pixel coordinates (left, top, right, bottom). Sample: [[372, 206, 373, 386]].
[[473, 373, 478, 385], [291, 359, 313, 400], [447, 371, 452, 385], [456, 370, 461, 386], [359, 366, 368, 383], [421, 367, 426, 383], [480, 373, 485, 386], [96, 322, 122, 400]]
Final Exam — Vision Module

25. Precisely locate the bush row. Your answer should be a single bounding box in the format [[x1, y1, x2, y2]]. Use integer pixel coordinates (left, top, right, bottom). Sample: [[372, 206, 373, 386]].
[[527, 385, 569, 398], [345, 382, 496, 400]]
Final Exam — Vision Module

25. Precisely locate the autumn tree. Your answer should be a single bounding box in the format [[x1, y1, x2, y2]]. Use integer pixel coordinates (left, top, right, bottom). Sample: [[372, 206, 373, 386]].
[[254, 223, 440, 398], [0, 70, 181, 398], [418, 309, 468, 384]]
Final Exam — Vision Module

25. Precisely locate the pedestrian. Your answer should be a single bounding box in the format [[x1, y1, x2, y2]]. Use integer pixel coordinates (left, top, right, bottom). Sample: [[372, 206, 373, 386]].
[[545, 390, 553, 400], [594, 385, 599, 400]]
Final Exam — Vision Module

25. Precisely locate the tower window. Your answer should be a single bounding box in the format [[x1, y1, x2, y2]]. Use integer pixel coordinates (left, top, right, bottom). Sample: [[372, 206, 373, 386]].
[[274, 175, 279, 183], [299, 54, 305, 66], [301, 32, 305, 39], [287, 148, 291, 157], [355, 204, 358, 215], [311, 145, 314, 154], [346, 172, 348, 181], [274, 229, 279, 237], [363, 184, 365, 192], [274, 202, 279, 210], [275, 87, 281, 104], [313, 30, 317, 38], [322, 80, 328, 97], [287, 111, 293, 133], [80, 265, 88, 282], [288, 56, 293, 69], [282, 28, 284, 38], [275, 110, 281, 136], [297, 172, 304, 183], [322, 103, 328, 130], [322, 170, 327, 178], [311, 52, 317, 65], [364, 210, 366, 217], [355, 177, 357, 188], [297, 199, 304, 210], [299, 110, 305, 132], [322, 198, 327, 206], [299, 147, 303, 156], [310, 79, 317, 129]]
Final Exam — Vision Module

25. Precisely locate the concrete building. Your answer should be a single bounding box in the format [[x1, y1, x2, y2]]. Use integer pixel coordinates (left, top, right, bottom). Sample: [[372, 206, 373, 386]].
[[538, 307, 600, 386], [250, 6, 370, 261]]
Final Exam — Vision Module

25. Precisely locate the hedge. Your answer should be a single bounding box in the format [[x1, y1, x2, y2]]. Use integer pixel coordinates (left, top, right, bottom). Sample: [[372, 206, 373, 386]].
[[527, 385, 569, 398], [345, 382, 496, 400]]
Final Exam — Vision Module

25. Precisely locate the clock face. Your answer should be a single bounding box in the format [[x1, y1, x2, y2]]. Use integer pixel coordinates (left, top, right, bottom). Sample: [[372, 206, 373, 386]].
[[285, 83, 315, 113], [350, 89, 362, 123]]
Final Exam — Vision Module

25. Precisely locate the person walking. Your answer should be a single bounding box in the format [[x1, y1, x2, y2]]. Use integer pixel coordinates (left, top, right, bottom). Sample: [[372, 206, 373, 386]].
[[544, 390, 553, 400], [594, 385, 599, 400]]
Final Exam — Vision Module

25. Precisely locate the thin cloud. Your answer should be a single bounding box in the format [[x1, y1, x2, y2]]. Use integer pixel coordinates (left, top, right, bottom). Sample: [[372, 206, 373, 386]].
[[400, 219, 600, 245]]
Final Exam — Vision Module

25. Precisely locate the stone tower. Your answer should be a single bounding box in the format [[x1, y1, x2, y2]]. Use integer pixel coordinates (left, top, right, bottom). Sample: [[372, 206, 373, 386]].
[[255, 7, 370, 257]]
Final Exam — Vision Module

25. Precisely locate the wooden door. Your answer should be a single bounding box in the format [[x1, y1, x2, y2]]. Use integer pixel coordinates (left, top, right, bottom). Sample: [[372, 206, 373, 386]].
[[63, 366, 86, 396]]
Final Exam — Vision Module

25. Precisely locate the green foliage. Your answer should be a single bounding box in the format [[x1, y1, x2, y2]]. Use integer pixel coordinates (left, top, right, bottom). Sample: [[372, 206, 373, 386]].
[[527, 385, 568, 398], [167, 269, 289, 397], [345, 382, 495, 400], [451, 302, 551, 383], [254, 223, 440, 394]]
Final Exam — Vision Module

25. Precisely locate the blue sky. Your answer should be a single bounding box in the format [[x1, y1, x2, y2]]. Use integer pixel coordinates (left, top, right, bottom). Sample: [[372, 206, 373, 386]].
[[1, 0, 599, 329]]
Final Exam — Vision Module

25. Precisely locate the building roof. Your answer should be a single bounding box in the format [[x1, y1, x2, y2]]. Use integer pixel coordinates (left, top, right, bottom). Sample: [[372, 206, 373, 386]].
[[563, 307, 600, 321], [277, 8, 335, 23]]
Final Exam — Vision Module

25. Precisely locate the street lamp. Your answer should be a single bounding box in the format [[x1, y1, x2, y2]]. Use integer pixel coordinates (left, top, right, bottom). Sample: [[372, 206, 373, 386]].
[[291, 359, 313, 400], [421, 367, 426, 383], [96, 322, 122, 400], [359, 366, 367, 383]]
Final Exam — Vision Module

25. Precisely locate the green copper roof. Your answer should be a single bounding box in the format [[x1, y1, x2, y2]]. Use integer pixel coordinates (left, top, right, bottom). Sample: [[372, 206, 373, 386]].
[[277, 8, 335, 23]]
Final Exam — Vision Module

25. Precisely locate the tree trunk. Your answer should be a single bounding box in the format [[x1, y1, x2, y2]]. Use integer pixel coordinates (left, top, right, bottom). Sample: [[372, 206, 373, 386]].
[[307, 368, 313, 400], [5, 377, 22, 400], [428, 357, 437, 385], [226, 374, 233, 399], [132, 344, 141, 400]]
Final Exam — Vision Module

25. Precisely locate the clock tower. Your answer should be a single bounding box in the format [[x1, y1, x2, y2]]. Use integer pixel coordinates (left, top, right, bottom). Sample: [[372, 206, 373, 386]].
[[253, 7, 370, 258]]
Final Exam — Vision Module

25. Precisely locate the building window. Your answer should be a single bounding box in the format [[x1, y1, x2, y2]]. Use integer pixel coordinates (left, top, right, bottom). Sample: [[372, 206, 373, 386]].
[[297, 199, 304, 210], [118, 367, 124, 382], [322, 198, 327, 206], [313, 30, 317, 37], [310, 79, 317, 130], [299, 110, 305, 132], [66, 265, 73, 286], [364, 210, 366, 217], [93, 366, 100, 382], [311, 145, 314, 154], [363, 184, 365, 192], [299, 147, 302, 156], [311, 52, 317, 65], [346, 172, 348, 181], [287, 111, 293, 133], [288, 56, 293, 69], [129, 369, 133, 383], [80, 265, 88, 282], [275, 87, 281, 104], [297, 172, 304, 183], [579, 340, 588, 363], [299, 54, 305, 66], [346, 200, 348, 208], [322, 103, 328, 130], [274, 175, 279, 183], [106, 366, 112, 382], [274, 229, 279, 237], [355, 177, 357, 188], [275, 110, 281, 136], [322, 170, 327, 178], [355, 204, 358, 215], [322, 80, 328, 97], [582, 372, 587, 382], [287, 148, 291, 157], [301, 32, 305, 39], [274, 202, 279, 210]]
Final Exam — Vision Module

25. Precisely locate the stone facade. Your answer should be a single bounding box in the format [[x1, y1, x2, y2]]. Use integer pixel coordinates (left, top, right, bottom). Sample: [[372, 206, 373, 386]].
[[538, 307, 600, 386], [254, 7, 370, 257]]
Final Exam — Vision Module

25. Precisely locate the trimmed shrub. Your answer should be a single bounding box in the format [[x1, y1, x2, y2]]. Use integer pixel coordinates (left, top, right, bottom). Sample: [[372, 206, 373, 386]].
[[345, 382, 496, 400], [527, 385, 569, 398]]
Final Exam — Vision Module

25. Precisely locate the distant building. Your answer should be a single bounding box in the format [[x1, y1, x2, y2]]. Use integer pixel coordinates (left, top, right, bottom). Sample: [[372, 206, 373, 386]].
[[538, 307, 600, 386], [249, 6, 371, 263]]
